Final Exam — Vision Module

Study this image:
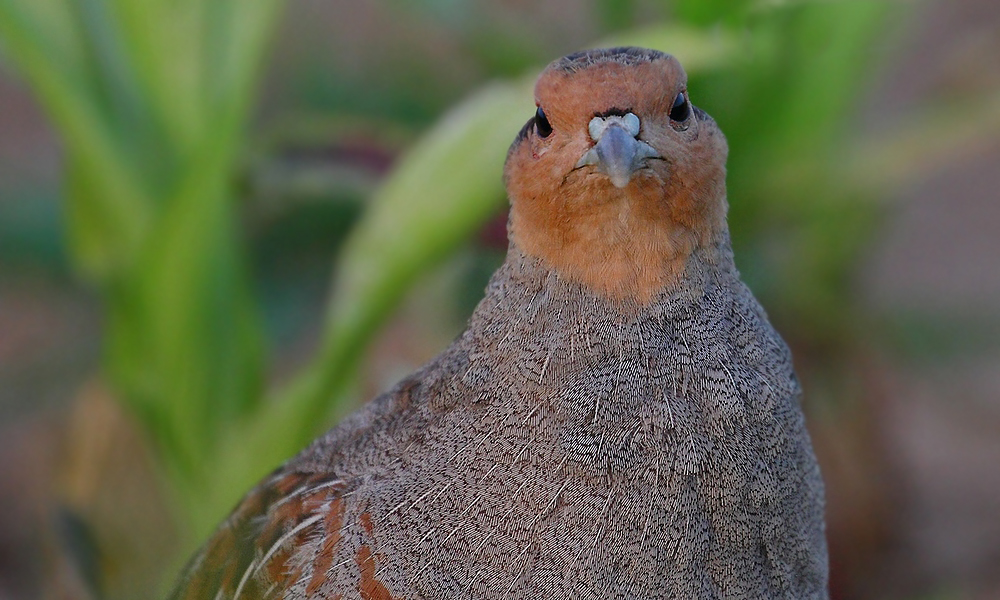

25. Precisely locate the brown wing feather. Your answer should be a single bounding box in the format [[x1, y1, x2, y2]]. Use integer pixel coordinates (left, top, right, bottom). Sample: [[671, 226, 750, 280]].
[[169, 471, 347, 600]]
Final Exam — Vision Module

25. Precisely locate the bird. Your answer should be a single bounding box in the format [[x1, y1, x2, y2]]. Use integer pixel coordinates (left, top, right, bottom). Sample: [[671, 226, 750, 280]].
[[170, 46, 829, 600]]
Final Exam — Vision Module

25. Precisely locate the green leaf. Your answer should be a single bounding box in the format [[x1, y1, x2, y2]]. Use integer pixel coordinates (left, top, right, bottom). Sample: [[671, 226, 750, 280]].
[[2, 0, 284, 499], [298, 78, 533, 434], [674, 0, 755, 26], [0, 1, 153, 279], [597, 24, 739, 72]]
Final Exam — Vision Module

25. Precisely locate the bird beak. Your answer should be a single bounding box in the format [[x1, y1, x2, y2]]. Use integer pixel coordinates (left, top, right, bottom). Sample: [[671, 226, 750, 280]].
[[575, 113, 661, 188]]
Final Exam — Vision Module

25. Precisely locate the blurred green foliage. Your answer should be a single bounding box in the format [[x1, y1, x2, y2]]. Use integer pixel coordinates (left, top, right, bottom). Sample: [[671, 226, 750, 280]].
[[702, 2, 894, 343], [0, 0, 282, 524], [3, 0, 960, 584]]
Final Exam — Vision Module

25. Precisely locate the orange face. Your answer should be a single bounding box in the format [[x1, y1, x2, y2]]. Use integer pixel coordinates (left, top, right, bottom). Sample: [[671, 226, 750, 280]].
[[504, 48, 730, 305]]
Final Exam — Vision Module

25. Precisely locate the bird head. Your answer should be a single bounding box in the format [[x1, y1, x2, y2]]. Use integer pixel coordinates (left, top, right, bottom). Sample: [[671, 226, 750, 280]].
[[504, 47, 729, 305]]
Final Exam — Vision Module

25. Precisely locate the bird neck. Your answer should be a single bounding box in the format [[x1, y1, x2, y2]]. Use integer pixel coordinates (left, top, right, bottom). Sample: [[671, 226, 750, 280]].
[[508, 187, 729, 305], [484, 232, 744, 320], [469, 239, 741, 342]]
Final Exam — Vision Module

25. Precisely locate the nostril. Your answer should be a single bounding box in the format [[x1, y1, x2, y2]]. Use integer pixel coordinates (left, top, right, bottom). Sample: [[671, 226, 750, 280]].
[[588, 113, 642, 142], [622, 113, 640, 137], [588, 117, 605, 141]]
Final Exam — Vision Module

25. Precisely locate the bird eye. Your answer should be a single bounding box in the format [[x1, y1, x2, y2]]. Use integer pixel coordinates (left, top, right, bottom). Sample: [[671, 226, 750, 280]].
[[669, 92, 690, 122], [535, 107, 553, 138]]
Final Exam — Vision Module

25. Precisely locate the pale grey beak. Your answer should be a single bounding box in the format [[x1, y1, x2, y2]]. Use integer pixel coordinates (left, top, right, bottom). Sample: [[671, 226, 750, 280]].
[[575, 113, 661, 188]]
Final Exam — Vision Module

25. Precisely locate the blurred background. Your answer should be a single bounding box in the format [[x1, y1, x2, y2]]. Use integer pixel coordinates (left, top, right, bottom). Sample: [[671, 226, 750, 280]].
[[1, 0, 999, 598]]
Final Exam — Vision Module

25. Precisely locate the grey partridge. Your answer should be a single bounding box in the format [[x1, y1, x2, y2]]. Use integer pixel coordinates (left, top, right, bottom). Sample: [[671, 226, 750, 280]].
[[170, 46, 829, 600]]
